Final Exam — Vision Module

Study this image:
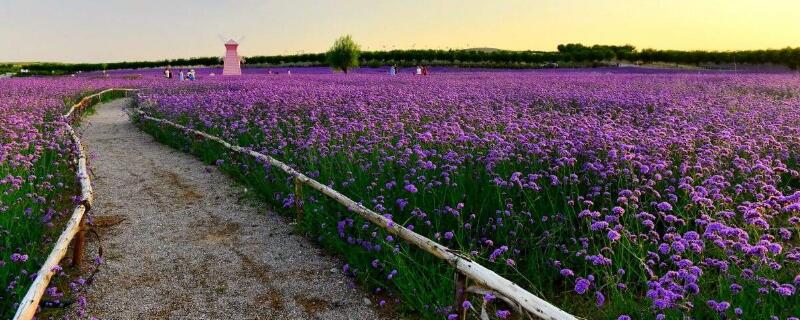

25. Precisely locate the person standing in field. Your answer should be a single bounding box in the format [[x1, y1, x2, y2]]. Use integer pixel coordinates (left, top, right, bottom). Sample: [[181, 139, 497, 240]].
[[389, 65, 396, 76], [416, 65, 422, 75], [422, 66, 429, 76], [179, 70, 185, 81]]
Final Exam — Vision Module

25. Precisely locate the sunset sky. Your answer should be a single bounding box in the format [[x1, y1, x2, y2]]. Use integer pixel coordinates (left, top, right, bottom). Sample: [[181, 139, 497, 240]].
[[2, 0, 799, 63]]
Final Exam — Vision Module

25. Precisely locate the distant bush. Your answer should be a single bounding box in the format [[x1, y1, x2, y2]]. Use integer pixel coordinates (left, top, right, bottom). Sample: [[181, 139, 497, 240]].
[[326, 35, 361, 74]]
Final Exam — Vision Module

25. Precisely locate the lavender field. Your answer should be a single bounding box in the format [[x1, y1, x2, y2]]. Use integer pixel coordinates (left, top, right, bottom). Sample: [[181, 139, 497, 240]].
[[3, 69, 800, 319], [134, 70, 800, 319]]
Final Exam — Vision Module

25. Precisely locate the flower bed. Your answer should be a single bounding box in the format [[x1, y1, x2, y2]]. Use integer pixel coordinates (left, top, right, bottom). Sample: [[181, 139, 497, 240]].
[[136, 71, 800, 319]]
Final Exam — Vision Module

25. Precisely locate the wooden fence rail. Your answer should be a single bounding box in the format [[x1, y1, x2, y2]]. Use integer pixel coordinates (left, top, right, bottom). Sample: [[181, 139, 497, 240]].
[[13, 88, 135, 320], [133, 106, 577, 320]]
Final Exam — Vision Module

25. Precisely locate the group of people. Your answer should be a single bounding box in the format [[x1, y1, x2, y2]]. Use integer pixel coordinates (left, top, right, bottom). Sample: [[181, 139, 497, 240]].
[[163, 68, 197, 81], [388, 65, 430, 76]]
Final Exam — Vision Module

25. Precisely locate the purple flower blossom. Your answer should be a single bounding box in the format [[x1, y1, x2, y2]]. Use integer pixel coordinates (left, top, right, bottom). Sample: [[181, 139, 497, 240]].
[[657, 202, 673, 211], [595, 291, 605, 307], [10, 253, 28, 263], [575, 278, 591, 295], [607, 230, 621, 241], [496, 310, 511, 319]]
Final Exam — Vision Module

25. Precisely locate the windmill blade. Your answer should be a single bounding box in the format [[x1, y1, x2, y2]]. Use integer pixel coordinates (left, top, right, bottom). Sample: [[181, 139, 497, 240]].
[[237, 36, 246, 43], [217, 34, 228, 43]]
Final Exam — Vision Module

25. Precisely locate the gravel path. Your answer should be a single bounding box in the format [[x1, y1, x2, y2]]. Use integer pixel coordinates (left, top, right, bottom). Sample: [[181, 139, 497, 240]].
[[72, 98, 388, 319]]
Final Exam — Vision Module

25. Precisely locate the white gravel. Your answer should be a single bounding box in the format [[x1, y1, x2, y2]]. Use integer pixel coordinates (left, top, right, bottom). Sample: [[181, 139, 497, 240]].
[[71, 98, 392, 319]]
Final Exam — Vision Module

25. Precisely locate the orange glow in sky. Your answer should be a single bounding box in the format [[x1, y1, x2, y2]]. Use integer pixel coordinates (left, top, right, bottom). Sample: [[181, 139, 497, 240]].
[[1, 0, 798, 62]]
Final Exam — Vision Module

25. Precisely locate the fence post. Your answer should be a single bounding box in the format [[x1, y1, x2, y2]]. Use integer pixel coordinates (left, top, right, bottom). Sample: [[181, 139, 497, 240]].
[[294, 176, 304, 223], [71, 214, 87, 267], [454, 271, 468, 320]]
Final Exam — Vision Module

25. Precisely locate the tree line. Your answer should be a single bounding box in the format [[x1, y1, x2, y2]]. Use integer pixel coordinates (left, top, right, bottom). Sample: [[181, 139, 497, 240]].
[[9, 44, 800, 75], [15, 57, 221, 75]]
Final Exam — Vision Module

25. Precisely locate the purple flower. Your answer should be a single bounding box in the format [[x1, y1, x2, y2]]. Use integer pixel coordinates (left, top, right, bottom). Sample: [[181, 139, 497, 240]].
[[489, 245, 508, 262], [707, 300, 730, 313], [395, 198, 408, 210], [590, 221, 609, 231], [444, 231, 454, 240], [10, 253, 28, 263], [595, 291, 605, 307], [657, 202, 673, 211], [776, 284, 795, 296], [575, 278, 591, 295], [403, 184, 418, 193], [560, 268, 574, 277], [496, 310, 511, 319]]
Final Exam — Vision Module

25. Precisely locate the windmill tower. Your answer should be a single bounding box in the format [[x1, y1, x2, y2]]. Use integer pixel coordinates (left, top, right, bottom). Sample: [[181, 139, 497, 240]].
[[222, 39, 242, 76]]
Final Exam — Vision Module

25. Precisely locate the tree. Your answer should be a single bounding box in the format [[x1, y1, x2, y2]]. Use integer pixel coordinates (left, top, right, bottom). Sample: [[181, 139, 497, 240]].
[[326, 35, 361, 73]]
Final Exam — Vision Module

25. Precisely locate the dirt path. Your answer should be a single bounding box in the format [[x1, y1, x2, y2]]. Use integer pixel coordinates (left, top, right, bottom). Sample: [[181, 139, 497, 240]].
[[72, 98, 386, 319]]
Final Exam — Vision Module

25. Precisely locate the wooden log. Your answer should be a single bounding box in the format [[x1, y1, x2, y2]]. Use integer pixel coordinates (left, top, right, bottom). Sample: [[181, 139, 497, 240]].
[[63, 88, 136, 119], [65, 125, 94, 207], [13, 206, 87, 320], [455, 271, 468, 320], [466, 285, 528, 316], [71, 215, 87, 267], [134, 111, 577, 320], [294, 176, 303, 222]]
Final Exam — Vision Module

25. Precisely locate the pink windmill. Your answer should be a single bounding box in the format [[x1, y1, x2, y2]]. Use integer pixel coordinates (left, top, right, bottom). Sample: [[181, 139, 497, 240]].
[[222, 39, 242, 76]]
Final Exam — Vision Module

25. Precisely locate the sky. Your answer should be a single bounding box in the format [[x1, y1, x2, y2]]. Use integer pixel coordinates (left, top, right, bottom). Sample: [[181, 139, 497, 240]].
[[1, 0, 799, 63]]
